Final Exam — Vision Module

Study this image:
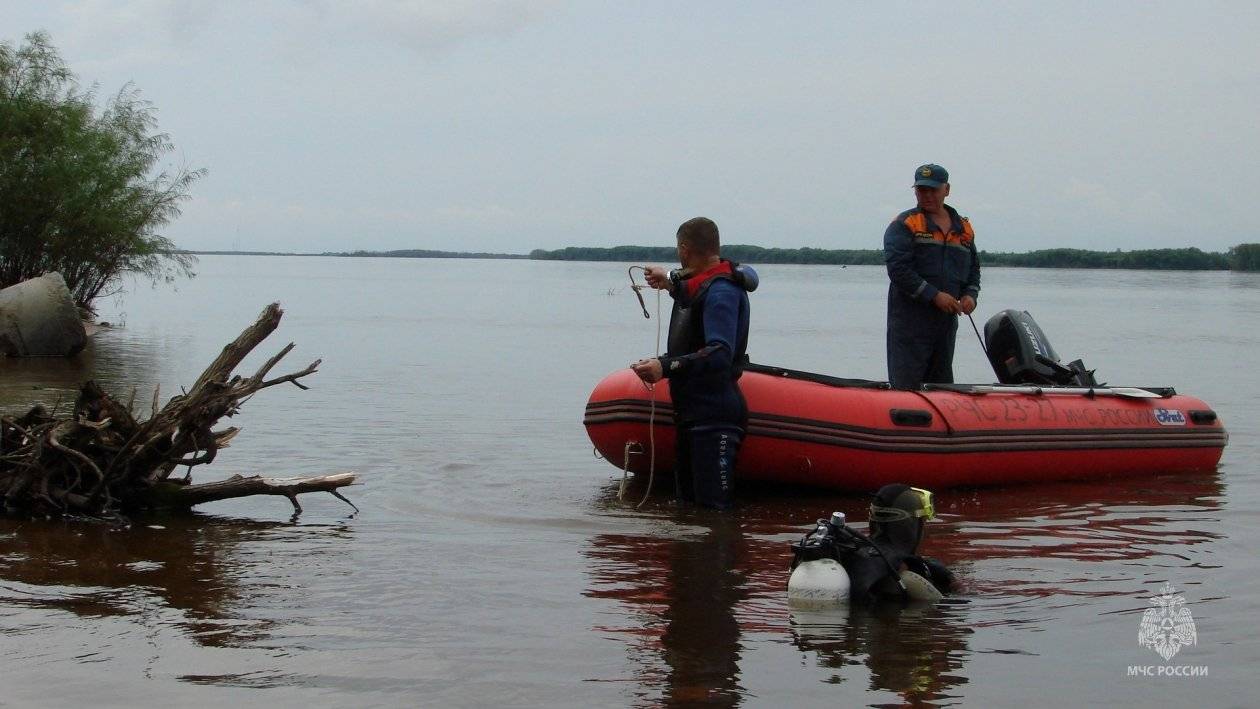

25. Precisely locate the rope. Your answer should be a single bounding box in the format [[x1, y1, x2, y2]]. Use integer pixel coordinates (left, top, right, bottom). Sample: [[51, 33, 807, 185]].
[[617, 441, 643, 500], [620, 267, 663, 509], [635, 291, 662, 510]]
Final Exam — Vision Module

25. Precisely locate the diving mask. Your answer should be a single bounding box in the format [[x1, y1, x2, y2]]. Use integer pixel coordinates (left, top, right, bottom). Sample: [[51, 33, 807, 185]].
[[868, 486, 935, 523]]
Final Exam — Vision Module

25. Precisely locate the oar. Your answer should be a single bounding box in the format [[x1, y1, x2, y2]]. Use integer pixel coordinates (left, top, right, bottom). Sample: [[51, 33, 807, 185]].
[[923, 383, 1171, 399]]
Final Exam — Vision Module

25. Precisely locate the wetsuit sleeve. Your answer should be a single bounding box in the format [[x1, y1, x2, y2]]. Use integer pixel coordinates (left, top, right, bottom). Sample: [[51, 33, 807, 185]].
[[666, 272, 689, 305], [659, 280, 739, 378], [884, 218, 937, 303], [963, 241, 981, 302]]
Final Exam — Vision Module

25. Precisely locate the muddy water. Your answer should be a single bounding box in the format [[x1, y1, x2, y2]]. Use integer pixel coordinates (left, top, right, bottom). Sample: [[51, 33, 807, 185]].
[[1, 256, 1255, 707]]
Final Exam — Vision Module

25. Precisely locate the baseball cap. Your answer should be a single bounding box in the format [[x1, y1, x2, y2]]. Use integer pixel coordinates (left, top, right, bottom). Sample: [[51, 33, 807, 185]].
[[913, 164, 949, 188]]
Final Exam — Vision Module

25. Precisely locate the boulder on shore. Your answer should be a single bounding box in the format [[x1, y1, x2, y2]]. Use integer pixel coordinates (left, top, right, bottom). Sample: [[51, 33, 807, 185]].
[[0, 272, 87, 357]]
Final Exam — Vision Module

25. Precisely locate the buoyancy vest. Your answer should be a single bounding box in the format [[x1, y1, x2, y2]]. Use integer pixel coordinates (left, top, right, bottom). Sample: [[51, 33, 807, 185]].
[[662, 260, 756, 423], [665, 260, 753, 373]]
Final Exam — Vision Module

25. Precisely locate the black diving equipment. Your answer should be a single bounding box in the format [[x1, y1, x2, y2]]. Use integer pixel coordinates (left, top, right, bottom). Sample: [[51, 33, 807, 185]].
[[788, 484, 953, 605]]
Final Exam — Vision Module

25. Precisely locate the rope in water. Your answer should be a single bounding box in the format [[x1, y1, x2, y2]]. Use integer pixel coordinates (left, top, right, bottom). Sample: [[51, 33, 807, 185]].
[[619, 267, 662, 509]]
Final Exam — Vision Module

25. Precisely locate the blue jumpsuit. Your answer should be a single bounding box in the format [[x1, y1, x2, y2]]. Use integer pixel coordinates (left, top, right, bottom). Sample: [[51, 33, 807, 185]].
[[884, 206, 980, 390]]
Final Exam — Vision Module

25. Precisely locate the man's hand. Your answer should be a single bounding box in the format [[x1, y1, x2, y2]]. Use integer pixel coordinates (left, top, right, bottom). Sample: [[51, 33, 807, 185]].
[[959, 295, 977, 315], [643, 266, 673, 291], [932, 291, 962, 314], [631, 358, 664, 383]]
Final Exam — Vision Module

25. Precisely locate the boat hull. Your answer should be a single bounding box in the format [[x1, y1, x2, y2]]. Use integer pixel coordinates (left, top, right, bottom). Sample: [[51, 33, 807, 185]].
[[584, 365, 1227, 491]]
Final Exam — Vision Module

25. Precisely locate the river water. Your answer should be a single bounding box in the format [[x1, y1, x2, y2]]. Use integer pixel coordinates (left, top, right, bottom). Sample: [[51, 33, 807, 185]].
[[1, 256, 1256, 707]]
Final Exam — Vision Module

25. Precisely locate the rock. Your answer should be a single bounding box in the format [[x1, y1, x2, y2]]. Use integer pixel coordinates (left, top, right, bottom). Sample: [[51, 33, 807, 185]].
[[0, 273, 87, 357]]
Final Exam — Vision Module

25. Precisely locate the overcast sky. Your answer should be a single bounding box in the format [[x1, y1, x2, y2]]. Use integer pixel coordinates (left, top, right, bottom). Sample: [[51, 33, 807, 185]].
[[3, 2, 1257, 254]]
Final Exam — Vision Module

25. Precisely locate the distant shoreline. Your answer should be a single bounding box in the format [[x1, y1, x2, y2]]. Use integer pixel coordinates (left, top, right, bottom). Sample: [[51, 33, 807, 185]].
[[189, 249, 529, 259], [184, 244, 1260, 272]]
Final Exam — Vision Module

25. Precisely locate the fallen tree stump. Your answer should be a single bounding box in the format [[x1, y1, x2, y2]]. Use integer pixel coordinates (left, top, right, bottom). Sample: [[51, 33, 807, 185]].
[[0, 303, 357, 520]]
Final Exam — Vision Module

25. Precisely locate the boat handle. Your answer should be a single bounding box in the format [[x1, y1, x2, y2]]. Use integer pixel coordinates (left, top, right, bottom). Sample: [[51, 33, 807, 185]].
[[1189, 410, 1218, 425], [890, 408, 933, 427]]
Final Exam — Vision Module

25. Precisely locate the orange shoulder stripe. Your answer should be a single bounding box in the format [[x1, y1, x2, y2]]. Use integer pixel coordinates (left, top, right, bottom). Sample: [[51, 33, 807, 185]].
[[903, 213, 927, 233]]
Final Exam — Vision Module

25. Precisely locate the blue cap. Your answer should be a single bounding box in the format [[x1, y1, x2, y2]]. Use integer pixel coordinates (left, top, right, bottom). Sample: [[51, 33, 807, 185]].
[[913, 164, 949, 188]]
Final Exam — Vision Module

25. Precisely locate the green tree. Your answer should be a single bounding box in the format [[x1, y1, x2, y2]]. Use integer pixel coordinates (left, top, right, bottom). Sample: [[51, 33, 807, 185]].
[[1229, 244, 1260, 271], [0, 31, 203, 311]]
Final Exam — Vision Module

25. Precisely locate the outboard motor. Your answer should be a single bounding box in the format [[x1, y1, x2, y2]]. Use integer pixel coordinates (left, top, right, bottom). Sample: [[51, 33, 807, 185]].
[[983, 309, 1098, 386]]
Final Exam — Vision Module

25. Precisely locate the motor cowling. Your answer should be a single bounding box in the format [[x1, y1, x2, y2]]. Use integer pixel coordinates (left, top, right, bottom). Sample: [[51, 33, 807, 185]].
[[983, 309, 1098, 386]]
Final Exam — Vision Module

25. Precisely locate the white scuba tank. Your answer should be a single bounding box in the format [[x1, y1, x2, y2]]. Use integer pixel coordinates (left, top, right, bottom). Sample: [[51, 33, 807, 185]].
[[787, 558, 851, 608], [788, 511, 852, 608]]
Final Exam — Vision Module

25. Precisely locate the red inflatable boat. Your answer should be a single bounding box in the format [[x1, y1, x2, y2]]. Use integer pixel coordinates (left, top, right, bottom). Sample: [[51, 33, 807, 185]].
[[584, 363, 1227, 491]]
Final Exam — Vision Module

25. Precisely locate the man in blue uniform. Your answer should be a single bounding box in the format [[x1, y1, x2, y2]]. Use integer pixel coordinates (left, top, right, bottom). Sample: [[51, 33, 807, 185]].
[[884, 164, 981, 390], [633, 217, 756, 510]]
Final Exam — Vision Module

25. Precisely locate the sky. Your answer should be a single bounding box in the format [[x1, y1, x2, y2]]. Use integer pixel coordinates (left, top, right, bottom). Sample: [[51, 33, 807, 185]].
[[3, 1, 1258, 254]]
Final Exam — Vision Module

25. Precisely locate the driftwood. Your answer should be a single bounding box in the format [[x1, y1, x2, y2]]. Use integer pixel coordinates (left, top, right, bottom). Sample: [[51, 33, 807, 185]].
[[0, 303, 357, 519]]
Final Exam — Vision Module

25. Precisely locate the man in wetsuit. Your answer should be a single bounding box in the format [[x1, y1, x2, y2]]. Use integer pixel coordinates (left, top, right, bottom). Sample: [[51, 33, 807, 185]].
[[884, 164, 981, 389], [632, 217, 756, 510]]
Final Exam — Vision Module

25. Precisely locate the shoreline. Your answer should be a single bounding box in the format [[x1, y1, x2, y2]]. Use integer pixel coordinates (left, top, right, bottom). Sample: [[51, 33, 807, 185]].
[[178, 249, 1258, 273]]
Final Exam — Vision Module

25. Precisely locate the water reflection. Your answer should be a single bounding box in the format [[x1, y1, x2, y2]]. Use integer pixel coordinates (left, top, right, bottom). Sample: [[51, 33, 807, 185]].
[[656, 514, 747, 705], [790, 603, 971, 704], [0, 349, 97, 412], [584, 470, 1224, 706], [0, 514, 353, 648], [0, 329, 167, 417], [585, 511, 750, 706], [930, 472, 1225, 603]]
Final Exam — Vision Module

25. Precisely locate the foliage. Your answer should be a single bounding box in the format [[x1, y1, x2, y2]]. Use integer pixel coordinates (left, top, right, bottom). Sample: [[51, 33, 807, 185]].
[[335, 249, 527, 259], [531, 245, 1230, 270], [1228, 244, 1260, 272], [530, 245, 679, 262], [0, 31, 202, 311], [529, 245, 887, 265], [980, 247, 1227, 270]]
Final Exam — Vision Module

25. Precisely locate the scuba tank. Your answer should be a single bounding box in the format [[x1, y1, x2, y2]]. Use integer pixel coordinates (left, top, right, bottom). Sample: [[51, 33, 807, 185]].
[[787, 512, 853, 607]]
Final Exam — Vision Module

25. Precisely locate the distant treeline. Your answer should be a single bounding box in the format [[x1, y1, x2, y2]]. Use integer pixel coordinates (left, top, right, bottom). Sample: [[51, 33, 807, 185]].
[[982, 247, 1228, 270], [189, 250, 302, 256], [330, 249, 528, 259], [529, 245, 885, 265], [530, 244, 1260, 271], [186, 243, 1260, 271], [1231, 243, 1260, 271]]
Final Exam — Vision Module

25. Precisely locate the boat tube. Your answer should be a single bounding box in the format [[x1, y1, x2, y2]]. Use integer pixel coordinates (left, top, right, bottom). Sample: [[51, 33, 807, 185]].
[[585, 312, 1226, 491]]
